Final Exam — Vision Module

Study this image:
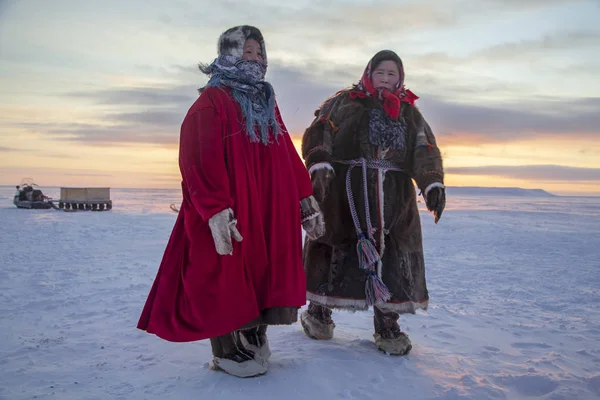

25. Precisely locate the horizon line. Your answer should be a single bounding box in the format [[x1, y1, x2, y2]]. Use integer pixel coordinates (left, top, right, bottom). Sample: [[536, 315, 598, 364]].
[[3, 184, 600, 197]]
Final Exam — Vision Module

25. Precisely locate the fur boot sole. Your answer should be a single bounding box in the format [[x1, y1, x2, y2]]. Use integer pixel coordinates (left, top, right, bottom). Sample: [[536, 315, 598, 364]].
[[374, 333, 412, 356], [300, 309, 335, 340], [212, 357, 268, 378]]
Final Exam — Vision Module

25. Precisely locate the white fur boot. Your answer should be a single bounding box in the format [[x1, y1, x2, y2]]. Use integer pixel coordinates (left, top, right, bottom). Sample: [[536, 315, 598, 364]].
[[212, 355, 268, 378], [210, 331, 268, 378]]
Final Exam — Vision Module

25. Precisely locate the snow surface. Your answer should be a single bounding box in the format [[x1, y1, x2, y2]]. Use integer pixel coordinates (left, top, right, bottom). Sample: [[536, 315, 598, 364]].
[[1, 186, 599, 400]]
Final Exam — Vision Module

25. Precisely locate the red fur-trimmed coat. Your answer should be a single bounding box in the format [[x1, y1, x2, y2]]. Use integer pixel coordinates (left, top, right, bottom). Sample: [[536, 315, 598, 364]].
[[137, 86, 313, 341], [301, 90, 444, 314]]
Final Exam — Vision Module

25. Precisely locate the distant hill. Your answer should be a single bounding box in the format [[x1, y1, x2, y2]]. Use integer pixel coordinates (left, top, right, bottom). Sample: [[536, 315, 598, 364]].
[[445, 186, 557, 197]]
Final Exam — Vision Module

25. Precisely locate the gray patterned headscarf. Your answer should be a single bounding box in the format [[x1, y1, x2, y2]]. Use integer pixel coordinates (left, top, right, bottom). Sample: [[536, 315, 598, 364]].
[[199, 25, 281, 145]]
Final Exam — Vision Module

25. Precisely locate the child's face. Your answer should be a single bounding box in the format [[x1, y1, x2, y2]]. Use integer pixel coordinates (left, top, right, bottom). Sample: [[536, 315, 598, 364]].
[[371, 60, 400, 91]]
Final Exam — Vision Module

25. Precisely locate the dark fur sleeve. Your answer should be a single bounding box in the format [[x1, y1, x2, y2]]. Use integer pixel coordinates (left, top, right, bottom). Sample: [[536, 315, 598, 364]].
[[409, 107, 445, 193], [301, 92, 346, 169], [301, 115, 332, 169]]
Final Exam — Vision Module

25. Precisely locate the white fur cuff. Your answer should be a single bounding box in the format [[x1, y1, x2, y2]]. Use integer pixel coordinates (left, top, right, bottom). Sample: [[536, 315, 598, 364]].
[[425, 182, 445, 197]]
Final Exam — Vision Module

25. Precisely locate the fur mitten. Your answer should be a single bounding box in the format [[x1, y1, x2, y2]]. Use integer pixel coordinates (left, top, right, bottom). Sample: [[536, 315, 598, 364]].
[[208, 208, 243, 255], [300, 196, 325, 240], [309, 163, 335, 202]]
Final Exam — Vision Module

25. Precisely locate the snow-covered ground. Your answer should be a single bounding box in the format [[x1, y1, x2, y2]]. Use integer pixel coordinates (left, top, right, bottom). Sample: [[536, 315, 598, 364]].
[[1, 186, 599, 400]]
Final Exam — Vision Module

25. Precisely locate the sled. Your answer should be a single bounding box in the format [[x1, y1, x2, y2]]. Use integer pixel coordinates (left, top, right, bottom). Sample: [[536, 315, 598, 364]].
[[57, 187, 112, 211]]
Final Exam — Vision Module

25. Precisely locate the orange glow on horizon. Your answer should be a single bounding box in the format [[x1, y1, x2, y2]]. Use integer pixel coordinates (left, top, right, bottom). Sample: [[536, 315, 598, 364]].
[[0, 132, 598, 195]]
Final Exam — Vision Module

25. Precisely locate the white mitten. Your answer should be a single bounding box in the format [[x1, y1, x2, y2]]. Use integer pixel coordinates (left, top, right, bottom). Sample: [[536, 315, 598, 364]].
[[208, 208, 243, 255], [301, 196, 325, 240]]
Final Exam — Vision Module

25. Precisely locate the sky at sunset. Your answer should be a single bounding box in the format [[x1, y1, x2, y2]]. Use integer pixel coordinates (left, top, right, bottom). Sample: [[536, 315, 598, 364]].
[[1, 0, 599, 195]]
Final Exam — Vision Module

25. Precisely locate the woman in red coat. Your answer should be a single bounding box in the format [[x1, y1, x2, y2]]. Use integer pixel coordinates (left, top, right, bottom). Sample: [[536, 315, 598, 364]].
[[137, 25, 325, 378]]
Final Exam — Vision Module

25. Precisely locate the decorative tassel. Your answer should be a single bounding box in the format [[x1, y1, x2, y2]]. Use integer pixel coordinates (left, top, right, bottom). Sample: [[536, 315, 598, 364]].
[[365, 270, 392, 306], [357, 233, 380, 270]]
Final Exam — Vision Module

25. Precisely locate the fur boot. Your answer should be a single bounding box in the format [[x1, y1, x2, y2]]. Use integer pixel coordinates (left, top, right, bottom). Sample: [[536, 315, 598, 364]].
[[210, 331, 268, 378], [239, 325, 271, 362], [212, 356, 268, 378], [373, 306, 412, 356], [300, 303, 335, 340]]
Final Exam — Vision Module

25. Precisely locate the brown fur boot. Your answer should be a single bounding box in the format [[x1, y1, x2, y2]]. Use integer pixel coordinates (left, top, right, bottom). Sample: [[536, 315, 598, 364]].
[[301, 302, 335, 340], [373, 306, 412, 356]]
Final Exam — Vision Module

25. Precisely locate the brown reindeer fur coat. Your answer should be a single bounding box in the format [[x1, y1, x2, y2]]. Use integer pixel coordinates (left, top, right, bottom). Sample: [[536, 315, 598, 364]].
[[301, 89, 444, 313]]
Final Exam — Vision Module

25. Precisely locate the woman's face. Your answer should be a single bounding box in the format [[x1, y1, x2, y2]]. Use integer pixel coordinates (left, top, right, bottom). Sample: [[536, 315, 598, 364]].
[[371, 60, 400, 91], [242, 38, 264, 62]]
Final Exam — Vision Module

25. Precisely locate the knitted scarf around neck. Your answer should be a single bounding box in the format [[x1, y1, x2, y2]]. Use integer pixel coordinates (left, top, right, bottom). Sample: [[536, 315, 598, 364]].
[[200, 55, 281, 145]]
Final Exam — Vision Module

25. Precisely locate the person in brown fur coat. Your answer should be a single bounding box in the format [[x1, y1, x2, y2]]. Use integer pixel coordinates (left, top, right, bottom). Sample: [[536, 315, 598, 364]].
[[300, 50, 445, 355]]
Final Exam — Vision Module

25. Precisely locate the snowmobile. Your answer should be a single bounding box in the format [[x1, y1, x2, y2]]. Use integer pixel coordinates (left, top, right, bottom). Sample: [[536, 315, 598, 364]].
[[13, 179, 55, 210]]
